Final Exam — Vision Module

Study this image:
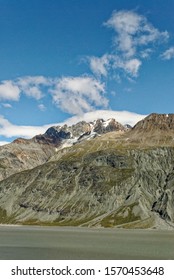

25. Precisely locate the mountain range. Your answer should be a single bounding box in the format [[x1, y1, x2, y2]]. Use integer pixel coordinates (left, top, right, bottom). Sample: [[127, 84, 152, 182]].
[[0, 113, 174, 229]]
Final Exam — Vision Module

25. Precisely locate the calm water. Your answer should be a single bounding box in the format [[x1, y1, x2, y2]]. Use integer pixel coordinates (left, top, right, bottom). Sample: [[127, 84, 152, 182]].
[[0, 225, 173, 260]]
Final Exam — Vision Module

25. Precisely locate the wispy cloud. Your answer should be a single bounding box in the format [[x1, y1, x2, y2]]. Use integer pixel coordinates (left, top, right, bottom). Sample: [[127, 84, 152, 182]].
[[50, 76, 108, 115], [0, 80, 20, 101], [88, 54, 111, 77], [140, 48, 153, 58], [89, 54, 142, 78], [89, 10, 170, 80], [0, 115, 50, 138], [0, 75, 108, 116], [123, 58, 142, 76], [2, 103, 12, 108], [38, 104, 46, 111], [105, 10, 169, 58], [113, 56, 142, 77], [160, 47, 174, 60], [0, 76, 51, 102], [16, 76, 51, 100]]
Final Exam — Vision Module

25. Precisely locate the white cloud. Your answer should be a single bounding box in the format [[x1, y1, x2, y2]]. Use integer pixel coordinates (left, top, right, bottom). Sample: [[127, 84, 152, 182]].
[[160, 47, 174, 60], [88, 54, 110, 76], [0, 76, 52, 102], [0, 115, 50, 138], [38, 104, 46, 111], [123, 58, 142, 77], [124, 87, 132, 93], [140, 48, 153, 58], [0, 141, 10, 146], [0, 75, 109, 115], [136, 24, 169, 46], [57, 110, 147, 127], [106, 10, 142, 35], [17, 76, 51, 100], [116, 33, 136, 58], [50, 76, 108, 115], [113, 56, 142, 77], [105, 10, 169, 58], [0, 80, 20, 101], [86, 10, 169, 81], [2, 103, 12, 108]]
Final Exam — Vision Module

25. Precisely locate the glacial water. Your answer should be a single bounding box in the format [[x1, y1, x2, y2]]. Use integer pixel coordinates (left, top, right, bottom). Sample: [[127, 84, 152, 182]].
[[0, 225, 173, 260]]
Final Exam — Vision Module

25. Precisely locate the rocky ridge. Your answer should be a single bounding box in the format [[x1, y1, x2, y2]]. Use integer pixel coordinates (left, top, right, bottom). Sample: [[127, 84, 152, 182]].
[[0, 113, 174, 229], [0, 118, 125, 181], [34, 118, 126, 146]]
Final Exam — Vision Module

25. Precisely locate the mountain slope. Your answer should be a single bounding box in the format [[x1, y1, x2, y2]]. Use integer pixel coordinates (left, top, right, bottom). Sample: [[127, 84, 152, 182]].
[[0, 141, 55, 181], [0, 133, 174, 229], [0, 113, 174, 229], [127, 113, 174, 146]]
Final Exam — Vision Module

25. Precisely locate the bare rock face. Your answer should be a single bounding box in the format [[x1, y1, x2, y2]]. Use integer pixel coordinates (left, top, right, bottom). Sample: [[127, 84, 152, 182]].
[[126, 113, 174, 146], [0, 141, 55, 181], [133, 113, 174, 132], [34, 127, 71, 145], [93, 118, 125, 134]]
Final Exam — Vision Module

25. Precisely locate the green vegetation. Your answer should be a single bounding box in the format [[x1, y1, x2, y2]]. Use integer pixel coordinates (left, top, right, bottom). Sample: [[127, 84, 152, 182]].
[[0, 207, 16, 224], [121, 217, 154, 229], [21, 214, 98, 226], [101, 203, 140, 227]]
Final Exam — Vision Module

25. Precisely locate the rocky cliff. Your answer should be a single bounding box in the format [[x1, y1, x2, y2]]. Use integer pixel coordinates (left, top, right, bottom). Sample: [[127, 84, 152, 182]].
[[0, 114, 174, 229]]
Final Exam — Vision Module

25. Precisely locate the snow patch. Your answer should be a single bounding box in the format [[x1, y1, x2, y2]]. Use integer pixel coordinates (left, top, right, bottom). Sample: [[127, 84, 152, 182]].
[[103, 119, 112, 127], [61, 138, 78, 149], [89, 122, 94, 133]]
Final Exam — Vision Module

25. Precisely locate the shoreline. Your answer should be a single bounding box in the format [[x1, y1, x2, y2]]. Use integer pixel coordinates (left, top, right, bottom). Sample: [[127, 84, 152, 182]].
[[0, 223, 174, 232]]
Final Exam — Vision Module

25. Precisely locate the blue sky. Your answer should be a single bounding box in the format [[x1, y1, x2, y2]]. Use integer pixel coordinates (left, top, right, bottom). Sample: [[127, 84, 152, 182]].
[[0, 0, 174, 144]]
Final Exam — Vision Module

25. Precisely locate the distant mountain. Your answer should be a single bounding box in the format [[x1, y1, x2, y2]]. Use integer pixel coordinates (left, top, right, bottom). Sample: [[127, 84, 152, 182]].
[[33, 118, 126, 146], [0, 114, 174, 229], [0, 118, 126, 181]]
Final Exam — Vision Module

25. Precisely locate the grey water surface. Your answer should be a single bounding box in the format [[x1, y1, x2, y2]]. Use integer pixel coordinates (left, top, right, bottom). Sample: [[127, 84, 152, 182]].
[[0, 225, 173, 260]]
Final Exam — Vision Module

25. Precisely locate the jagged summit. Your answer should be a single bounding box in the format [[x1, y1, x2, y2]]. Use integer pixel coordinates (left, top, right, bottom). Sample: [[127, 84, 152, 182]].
[[34, 118, 126, 146], [0, 118, 126, 180]]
